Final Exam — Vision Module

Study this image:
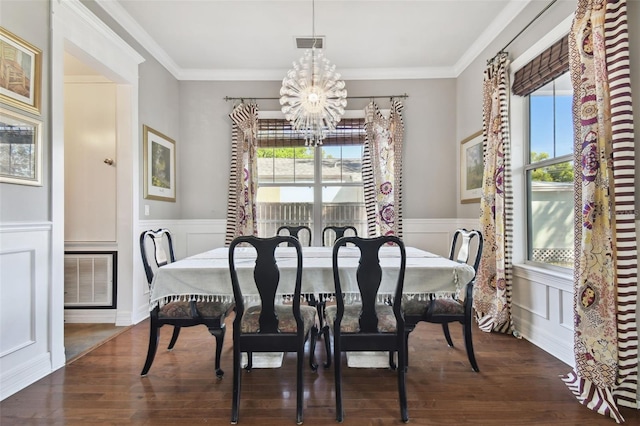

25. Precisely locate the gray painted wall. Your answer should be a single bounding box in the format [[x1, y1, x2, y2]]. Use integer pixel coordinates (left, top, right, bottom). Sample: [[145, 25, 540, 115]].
[[178, 78, 458, 220], [80, 0, 182, 221], [0, 0, 50, 222]]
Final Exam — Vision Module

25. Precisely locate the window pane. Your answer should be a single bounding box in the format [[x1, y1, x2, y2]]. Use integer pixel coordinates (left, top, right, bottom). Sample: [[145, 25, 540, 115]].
[[554, 72, 573, 157], [530, 72, 573, 162], [527, 161, 574, 268], [257, 147, 315, 184], [256, 186, 313, 237], [321, 186, 366, 243], [530, 82, 555, 161], [321, 145, 363, 183]]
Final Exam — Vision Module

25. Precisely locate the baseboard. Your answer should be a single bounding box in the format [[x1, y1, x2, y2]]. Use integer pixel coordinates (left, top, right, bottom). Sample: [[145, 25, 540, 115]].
[[0, 353, 51, 401], [64, 309, 117, 323]]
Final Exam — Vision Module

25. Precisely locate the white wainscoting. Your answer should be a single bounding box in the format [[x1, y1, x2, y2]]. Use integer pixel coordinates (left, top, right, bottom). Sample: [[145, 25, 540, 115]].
[[512, 264, 575, 367], [0, 223, 53, 401], [9, 217, 633, 401]]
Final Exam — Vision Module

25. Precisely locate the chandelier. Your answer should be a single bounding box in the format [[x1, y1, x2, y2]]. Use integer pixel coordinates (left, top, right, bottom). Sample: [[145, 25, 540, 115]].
[[279, 0, 347, 146]]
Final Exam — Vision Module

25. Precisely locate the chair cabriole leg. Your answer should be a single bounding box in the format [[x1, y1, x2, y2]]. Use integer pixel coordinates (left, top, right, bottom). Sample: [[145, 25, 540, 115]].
[[442, 323, 454, 347], [167, 326, 181, 350], [140, 319, 160, 376], [210, 326, 225, 379]]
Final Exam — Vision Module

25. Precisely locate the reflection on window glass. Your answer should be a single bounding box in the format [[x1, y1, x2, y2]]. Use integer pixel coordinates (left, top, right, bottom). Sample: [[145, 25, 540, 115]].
[[256, 186, 313, 238], [322, 145, 363, 183], [322, 186, 366, 241], [526, 162, 574, 268]]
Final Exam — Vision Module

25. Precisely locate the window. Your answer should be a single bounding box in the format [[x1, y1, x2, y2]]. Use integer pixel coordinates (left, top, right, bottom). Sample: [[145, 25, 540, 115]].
[[256, 117, 367, 244], [525, 72, 574, 268]]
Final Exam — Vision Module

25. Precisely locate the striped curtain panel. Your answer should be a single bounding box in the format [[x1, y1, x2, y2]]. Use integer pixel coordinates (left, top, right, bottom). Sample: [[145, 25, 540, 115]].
[[561, 0, 637, 422], [362, 100, 405, 238], [474, 52, 514, 335], [224, 103, 259, 245]]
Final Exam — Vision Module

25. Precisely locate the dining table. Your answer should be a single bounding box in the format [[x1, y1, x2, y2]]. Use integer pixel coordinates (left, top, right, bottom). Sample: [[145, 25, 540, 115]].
[[149, 245, 476, 368], [149, 245, 476, 309]]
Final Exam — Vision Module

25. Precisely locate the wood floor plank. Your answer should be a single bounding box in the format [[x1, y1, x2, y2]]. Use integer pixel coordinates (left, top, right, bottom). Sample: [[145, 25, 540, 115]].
[[1, 317, 638, 425]]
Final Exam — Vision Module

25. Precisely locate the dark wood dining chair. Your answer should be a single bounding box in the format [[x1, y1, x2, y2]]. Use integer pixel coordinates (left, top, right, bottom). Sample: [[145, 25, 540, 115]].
[[228, 235, 319, 425], [276, 225, 312, 247], [321, 225, 358, 247], [139, 229, 233, 378], [402, 228, 483, 372], [324, 235, 409, 423]]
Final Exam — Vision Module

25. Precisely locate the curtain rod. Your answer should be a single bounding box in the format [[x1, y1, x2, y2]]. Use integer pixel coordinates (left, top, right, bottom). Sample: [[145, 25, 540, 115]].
[[224, 93, 409, 102], [488, 0, 559, 64]]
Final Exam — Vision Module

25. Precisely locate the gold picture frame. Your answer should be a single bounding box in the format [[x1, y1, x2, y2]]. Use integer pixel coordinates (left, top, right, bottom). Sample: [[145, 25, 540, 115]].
[[0, 27, 42, 115], [460, 130, 483, 204], [143, 125, 176, 202], [0, 107, 43, 186]]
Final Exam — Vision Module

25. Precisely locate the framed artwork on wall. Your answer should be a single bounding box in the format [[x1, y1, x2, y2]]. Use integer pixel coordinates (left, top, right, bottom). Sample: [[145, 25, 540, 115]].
[[460, 130, 483, 204], [143, 125, 176, 202], [0, 107, 43, 186], [0, 27, 42, 115]]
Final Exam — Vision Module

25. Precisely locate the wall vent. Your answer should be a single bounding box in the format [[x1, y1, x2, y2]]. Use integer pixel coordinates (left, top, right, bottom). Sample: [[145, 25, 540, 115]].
[[64, 251, 116, 308], [295, 37, 324, 49]]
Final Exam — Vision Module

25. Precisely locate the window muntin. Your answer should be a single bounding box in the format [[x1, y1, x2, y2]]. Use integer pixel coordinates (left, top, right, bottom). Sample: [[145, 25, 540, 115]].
[[525, 72, 574, 268], [256, 117, 366, 243]]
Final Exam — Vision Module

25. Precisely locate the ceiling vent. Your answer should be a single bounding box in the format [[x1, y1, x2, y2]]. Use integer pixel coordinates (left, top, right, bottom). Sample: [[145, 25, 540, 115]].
[[295, 37, 324, 49]]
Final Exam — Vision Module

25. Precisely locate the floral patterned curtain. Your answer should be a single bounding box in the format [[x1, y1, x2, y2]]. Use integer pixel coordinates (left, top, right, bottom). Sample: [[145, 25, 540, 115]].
[[474, 52, 515, 335], [561, 0, 637, 422], [362, 100, 404, 238], [224, 102, 259, 245]]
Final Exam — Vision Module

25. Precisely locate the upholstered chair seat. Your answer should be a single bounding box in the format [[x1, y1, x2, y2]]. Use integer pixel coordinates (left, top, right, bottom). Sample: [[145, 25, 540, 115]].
[[158, 301, 232, 319], [325, 304, 397, 333], [240, 304, 317, 334]]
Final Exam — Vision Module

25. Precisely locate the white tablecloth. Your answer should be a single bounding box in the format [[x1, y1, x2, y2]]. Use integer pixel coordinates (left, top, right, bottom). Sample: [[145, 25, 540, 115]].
[[149, 246, 475, 309]]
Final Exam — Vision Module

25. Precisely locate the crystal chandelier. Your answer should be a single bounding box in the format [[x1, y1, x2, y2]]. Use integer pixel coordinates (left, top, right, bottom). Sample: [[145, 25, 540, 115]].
[[279, 0, 347, 146]]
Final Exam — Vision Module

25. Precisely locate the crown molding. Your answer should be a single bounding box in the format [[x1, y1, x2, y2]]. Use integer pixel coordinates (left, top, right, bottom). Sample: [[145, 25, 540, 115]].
[[453, 0, 532, 76], [96, 0, 536, 82]]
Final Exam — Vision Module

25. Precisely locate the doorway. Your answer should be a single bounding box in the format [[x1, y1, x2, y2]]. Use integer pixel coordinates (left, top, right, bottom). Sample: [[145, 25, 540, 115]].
[[63, 52, 118, 330], [51, 0, 144, 369]]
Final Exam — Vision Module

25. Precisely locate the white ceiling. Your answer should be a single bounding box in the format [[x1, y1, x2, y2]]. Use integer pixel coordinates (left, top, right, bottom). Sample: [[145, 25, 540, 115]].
[[93, 0, 535, 81]]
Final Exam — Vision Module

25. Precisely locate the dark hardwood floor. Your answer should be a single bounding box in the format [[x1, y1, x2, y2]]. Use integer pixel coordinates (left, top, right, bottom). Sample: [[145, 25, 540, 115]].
[[2, 315, 638, 425]]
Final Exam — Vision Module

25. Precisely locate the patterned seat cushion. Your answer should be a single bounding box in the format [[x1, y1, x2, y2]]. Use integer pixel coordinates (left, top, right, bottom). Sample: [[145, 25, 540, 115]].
[[325, 304, 397, 333], [401, 296, 430, 316], [426, 298, 465, 317], [240, 304, 317, 334], [158, 301, 233, 319], [401, 296, 465, 317]]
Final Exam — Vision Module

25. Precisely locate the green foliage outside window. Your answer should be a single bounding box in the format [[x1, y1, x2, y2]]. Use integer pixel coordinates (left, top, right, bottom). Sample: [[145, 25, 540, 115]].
[[257, 147, 313, 158], [530, 152, 574, 182]]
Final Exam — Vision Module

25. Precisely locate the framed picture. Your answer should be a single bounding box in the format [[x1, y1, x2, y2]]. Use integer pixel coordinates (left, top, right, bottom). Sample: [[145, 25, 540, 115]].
[[0, 108, 42, 186], [460, 130, 483, 204], [0, 27, 42, 115], [143, 125, 176, 202]]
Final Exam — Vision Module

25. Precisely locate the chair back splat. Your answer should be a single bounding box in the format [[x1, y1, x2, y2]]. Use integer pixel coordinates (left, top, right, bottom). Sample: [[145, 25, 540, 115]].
[[402, 228, 483, 372], [228, 235, 319, 425], [276, 225, 312, 247], [325, 235, 409, 423], [139, 229, 233, 378], [322, 225, 358, 246]]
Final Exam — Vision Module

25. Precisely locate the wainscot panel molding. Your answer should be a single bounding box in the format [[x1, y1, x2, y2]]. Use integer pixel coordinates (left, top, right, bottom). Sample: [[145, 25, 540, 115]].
[[402, 218, 481, 256], [512, 264, 575, 367], [0, 222, 53, 401]]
